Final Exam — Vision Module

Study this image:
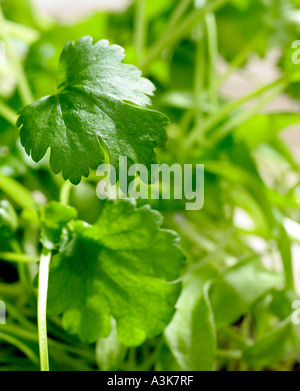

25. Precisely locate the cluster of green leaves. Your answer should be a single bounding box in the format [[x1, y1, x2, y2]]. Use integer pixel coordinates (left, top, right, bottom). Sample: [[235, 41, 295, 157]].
[[1, 0, 300, 371]]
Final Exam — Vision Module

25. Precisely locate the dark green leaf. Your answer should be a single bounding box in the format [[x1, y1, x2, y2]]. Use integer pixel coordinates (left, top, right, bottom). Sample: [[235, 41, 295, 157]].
[[17, 37, 168, 184]]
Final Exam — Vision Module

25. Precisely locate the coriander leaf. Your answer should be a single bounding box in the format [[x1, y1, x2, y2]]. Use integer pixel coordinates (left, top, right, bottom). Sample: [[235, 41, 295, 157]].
[[40, 201, 77, 250], [47, 199, 186, 345], [17, 37, 169, 185]]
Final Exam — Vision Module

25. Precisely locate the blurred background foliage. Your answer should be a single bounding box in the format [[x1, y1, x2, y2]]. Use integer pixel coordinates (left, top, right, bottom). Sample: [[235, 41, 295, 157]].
[[1, 0, 300, 371]]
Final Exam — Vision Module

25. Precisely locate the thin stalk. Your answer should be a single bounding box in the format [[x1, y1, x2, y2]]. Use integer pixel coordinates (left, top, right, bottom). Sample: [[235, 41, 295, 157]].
[[9, 239, 34, 300], [240, 315, 251, 371], [0, 101, 18, 125], [206, 12, 218, 113], [194, 22, 205, 132], [0, 6, 34, 106], [216, 349, 242, 360], [0, 332, 39, 366], [141, 0, 228, 71], [166, 0, 193, 30], [37, 248, 51, 371], [0, 251, 39, 264], [184, 77, 288, 149], [0, 173, 36, 211], [208, 82, 285, 144], [0, 299, 36, 331], [3, 324, 95, 361], [217, 30, 265, 86], [134, 0, 147, 67], [59, 181, 73, 205], [0, 282, 21, 299]]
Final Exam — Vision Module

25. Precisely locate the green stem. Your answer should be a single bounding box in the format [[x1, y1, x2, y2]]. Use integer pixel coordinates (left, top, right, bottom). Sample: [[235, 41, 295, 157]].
[[217, 30, 265, 86], [208, 82, 285, 144], [0, 101, 18, 125], [0, 173, 36, 211], [0, 251, 39, 264], [134, 0, 147, 67], [0, 282, 21, 299], [9, 239, 35, 299], [194, 22, 205, 128], [239, 315, 251, 371], [0, 6, 34, 106], [141, 0, 228, 71], [166, 0, 193, 30], [216, 349, 242, 360], [60, 181, 73, 205], [184, 77, 288, 149], [37, 248, 51, 371], [206, 12, 218, 113]]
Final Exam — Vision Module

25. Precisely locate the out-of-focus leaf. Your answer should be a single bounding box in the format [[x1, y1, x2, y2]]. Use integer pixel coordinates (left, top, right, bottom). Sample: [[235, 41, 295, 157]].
[[210, 259, 284, 328], [252, 289, 299, 339], [276, 224, 294, 291], [269, 289, 299, 320], [236, 113, 300, 149], [243, 318, 300, 367], [70, 182, 103, 224], [217, 0, 266, 62], [204, 161, 274, 230], [145, 0, 175, 20], [2, 0, 44, 30], [165, 269, 217, 371]]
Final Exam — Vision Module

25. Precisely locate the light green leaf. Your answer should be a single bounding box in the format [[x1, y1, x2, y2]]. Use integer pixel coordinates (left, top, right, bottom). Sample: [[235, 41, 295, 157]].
[[17, 36, 168, 184], [236, 113, 300, 149], [165, 275, 216, 371], [47, 199, 186, 345]]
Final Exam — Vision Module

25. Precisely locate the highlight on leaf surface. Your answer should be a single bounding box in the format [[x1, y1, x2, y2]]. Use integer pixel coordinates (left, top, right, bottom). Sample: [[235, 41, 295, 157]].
[[17, 36, 169, 185], [47, 199, 186, 345]]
